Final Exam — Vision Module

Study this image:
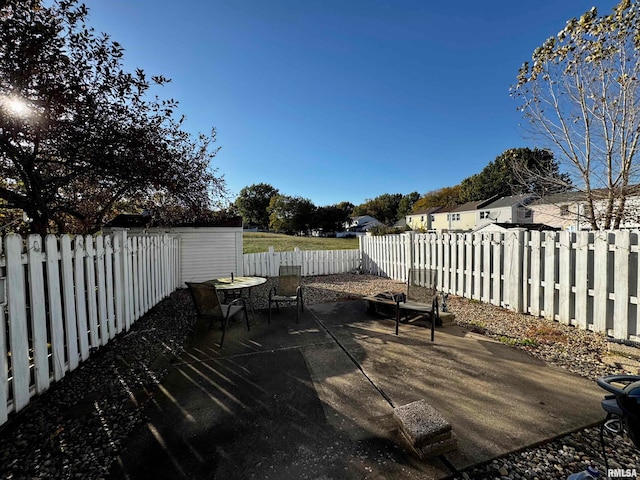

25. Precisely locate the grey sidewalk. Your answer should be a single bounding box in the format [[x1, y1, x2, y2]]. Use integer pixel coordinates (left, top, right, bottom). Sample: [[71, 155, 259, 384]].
[[108, 300, 604, 479]]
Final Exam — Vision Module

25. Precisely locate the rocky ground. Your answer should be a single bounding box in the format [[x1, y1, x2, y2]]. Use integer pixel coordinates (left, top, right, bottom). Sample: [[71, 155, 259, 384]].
[[0, 273, 638, 479]]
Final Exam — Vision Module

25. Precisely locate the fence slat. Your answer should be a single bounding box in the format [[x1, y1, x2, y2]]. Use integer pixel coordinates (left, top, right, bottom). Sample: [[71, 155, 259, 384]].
[[85, 236, 100, 348], [45, 236, 65, 381], [0, 236, 7, 424], [6, 234, 30, 412], [96, 236, 109, 344], [27, 236, 49, 393], [60, 235, 79, 371], [74, 236, 90, 360]]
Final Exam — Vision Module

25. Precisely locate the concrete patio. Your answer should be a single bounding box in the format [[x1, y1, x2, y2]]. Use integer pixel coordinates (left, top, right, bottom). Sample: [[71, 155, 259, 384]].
[[108, 300, 604, 479]]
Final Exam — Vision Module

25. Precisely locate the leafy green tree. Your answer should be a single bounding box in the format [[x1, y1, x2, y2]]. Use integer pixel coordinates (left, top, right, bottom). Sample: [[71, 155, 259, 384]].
[[234, 183, 279, 229], [458, 148, 570, 203], [411, 186, 462, 211], [268, 195, 316, 234], [353, 193, 403, 225], [397, 192, 420, 219], [512, 0, 640, 229], [0, 0, 223, 234], [314, 203, 353, 233]]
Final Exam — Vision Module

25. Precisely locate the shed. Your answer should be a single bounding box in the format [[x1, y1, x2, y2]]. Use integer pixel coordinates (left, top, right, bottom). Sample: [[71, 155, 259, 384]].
[[103, 215, 244, 286]]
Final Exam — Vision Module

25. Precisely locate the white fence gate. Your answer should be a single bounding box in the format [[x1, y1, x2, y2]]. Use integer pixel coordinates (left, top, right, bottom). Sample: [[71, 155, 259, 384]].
[[0, 231, 180, 426], [243, 247, 361, 277], [360, 230, 640, 342]]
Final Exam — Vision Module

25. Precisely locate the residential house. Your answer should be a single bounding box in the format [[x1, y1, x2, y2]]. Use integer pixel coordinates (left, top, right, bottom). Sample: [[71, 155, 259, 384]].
[[450, 198, 497, 231], [338, 215, 382, 237], [430, 205, 460, 231], [406, 206, 440, 231], [531, 187, 640, 230], [529, 191, 586, 231], [475, 194, 537, 230]]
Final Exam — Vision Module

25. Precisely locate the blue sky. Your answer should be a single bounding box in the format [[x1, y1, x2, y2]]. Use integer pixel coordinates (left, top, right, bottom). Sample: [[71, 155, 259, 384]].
[[81, 0, 616, 207]]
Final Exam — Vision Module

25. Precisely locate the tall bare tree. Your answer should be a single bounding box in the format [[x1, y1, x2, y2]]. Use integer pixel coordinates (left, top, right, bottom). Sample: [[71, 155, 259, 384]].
[[512, 0, 640, 229]]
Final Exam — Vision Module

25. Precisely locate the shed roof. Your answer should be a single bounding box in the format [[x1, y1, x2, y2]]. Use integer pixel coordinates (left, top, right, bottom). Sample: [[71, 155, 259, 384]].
[[105, 214, 242, 229]]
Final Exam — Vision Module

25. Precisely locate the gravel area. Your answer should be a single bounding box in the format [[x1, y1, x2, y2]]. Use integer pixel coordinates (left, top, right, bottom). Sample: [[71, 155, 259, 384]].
[[0, 273, 638, 479]]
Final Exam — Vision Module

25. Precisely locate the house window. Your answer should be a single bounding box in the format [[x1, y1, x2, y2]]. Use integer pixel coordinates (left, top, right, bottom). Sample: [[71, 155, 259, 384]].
[[480, 211, 491, 219], [430, 215, 435, 221], [524, 209, 532, 218], [448, 213, 460, 221], [421, 216, 424, 222], [560, 206, 570, 216]]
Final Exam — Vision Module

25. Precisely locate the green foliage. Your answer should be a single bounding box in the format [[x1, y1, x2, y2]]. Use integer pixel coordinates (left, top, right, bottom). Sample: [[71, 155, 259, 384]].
[[411, 185, 462, 212], [397, 192, 420, 219], [458, 148, 571, 203], [368, 225, 405, 236], [497, 336, 538, 347], [314, 203, 353, 233], [0, 1, 224, 234], [235, 183, 279, 229], [268, 195, 315, 234], [353, 193, 403, 225]]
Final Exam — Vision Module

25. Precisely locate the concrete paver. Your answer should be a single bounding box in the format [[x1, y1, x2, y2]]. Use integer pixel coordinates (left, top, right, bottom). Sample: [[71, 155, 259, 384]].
[[108, 300, 605, 479]]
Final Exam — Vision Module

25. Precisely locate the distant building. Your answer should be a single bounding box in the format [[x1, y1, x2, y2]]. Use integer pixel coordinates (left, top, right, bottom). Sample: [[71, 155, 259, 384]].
[[406, 206, 441, 231], [339, 215, 382, 236]]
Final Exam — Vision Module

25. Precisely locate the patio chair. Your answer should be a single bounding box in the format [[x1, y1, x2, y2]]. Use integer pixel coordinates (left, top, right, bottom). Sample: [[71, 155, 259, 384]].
[[397, 269, 440, 341], [186, 281, 250, 347], [268, 265, 304, 324]]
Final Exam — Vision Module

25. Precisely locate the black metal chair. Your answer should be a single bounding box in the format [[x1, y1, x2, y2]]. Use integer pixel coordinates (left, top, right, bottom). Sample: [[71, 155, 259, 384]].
[[186, 281, 250, 347], [268, 265, 304, 323], [397, 269, 440, 340]]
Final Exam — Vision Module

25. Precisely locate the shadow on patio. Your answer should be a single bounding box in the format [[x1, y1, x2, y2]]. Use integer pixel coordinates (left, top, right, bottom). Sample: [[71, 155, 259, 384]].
[[108, 298, 603, 480]]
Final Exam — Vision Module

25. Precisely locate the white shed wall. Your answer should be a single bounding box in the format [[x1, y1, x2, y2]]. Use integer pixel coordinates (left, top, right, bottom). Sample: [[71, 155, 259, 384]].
[[102, 225, 243, 286], [174, 227, 243, 284]]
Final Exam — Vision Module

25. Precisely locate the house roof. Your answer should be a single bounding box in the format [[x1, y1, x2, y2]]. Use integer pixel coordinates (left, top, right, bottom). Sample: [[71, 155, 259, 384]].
[[530, 191, 586, 205], [409, 206, 441, 216], [431, 205, 458, 214], [483, 194, 536, 209], [452, 197, 497, 213]]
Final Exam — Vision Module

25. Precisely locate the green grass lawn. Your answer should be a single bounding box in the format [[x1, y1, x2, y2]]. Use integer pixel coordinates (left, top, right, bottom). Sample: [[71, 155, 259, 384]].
[[243, 232, 360, 253]]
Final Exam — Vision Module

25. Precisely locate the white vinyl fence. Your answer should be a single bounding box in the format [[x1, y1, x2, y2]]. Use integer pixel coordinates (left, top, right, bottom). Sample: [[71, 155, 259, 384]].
[[243, 247, 361, 277], [0, 231, 180, 426], [361, 230, 640, 342]]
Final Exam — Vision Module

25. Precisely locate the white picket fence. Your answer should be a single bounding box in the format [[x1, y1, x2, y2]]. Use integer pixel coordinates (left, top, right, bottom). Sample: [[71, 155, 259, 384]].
[[243, 247, 361, 277], [0, 231, 180, 425], [361, 231, 640, 341]]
